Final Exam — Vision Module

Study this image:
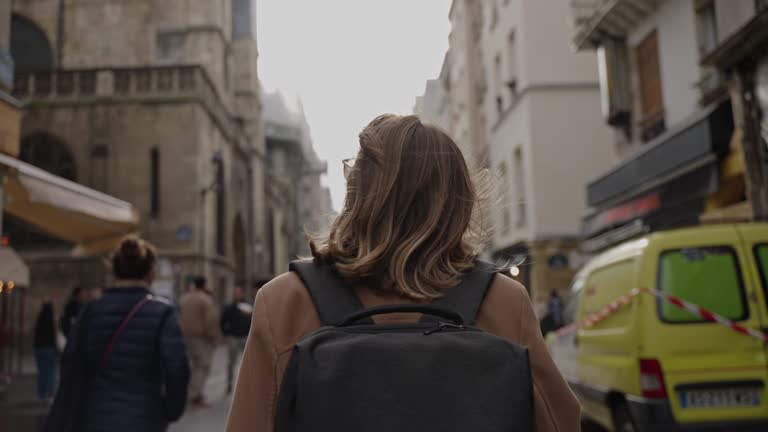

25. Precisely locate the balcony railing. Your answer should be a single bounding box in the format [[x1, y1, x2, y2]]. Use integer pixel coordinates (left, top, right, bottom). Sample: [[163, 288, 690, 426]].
[[11, 65, 243, 145], [13, 65, 218, 102], [570, 0, 660, 49]]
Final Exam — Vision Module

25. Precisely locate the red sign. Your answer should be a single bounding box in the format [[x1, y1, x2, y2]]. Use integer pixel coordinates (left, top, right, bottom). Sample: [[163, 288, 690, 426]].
[[587, 192, 661, 234], [603, 193, 661, 225]]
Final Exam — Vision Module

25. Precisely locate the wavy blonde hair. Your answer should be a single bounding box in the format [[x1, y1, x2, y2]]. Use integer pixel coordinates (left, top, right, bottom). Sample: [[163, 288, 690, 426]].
[[311, 114, 489, 300]]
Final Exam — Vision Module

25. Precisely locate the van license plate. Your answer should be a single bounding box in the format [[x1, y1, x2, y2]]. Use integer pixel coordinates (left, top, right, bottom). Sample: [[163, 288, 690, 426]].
[[680, 389, 760, 408]]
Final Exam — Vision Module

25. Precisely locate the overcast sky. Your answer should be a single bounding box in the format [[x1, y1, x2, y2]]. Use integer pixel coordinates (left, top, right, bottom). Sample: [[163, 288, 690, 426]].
[[257, 0, 452, 210]]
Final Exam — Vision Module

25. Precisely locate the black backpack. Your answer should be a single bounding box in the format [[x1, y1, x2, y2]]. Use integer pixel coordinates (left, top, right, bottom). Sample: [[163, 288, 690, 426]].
[[276, 260, 534, 432]]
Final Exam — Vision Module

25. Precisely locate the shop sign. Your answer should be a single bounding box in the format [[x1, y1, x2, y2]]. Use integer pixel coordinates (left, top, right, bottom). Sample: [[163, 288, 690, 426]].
[[584, 192, 661, 236], [175, 225, 193, 241]]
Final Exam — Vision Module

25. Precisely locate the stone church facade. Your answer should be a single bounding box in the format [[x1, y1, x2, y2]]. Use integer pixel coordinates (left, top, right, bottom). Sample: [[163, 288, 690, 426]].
[[9, 0, 269, 303]]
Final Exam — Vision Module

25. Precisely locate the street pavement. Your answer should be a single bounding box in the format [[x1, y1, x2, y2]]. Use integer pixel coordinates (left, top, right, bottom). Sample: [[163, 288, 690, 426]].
[[0, 356, 48, 432], [0, 346, 237, 432], [170, 346, 236, 432]]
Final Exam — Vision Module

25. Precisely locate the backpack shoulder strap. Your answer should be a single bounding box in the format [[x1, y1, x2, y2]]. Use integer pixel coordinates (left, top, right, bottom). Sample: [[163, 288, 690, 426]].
[[421, 261, 498, 325], [289, 260, 371, 326]]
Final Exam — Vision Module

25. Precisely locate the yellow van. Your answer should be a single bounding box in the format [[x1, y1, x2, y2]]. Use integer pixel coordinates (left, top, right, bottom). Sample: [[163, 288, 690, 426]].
[[549, 223, 768, 432]]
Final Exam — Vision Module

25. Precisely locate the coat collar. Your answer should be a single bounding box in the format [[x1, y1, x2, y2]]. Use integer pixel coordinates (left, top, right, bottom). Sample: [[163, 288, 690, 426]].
[[108, 280, 151, 294]]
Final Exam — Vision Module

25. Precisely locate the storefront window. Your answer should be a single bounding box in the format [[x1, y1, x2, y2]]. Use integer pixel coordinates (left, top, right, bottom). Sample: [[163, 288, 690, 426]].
[[658, 247, 747, 322]]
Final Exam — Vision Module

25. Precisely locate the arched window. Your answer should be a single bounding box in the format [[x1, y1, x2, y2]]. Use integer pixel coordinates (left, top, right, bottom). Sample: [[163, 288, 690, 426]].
[[10, 14, 54, 73], [19, 133, 77, 180]]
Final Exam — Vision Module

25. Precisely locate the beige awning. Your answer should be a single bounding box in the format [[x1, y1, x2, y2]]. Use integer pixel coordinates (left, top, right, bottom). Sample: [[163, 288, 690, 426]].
[[1, 153, 139, 255], [0, 248, 30, 286]]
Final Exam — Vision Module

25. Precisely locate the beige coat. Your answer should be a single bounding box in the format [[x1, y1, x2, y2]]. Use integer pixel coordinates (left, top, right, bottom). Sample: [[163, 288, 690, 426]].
[[226, 271, 581, 432], [179, 289, 221, 342]]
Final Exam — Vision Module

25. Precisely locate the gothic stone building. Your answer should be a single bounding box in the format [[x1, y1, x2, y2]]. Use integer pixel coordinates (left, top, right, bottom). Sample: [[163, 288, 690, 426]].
[[8, 0, 268, 304]]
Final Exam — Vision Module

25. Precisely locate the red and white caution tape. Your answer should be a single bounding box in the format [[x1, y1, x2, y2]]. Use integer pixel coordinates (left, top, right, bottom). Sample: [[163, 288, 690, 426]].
[[555, 288, 768, 343], [638, 288, 768, 343]]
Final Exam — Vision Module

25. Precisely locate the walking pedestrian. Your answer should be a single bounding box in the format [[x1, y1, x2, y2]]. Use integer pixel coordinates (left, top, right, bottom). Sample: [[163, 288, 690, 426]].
[[220, 285, 252, 394], [33, 297, 58, 401], [226, 115, 580, 432], [59, 286, 85, 337], [547, 290, 564, 329], [180, 276, 221, 407], [45, 236, 190, 432]]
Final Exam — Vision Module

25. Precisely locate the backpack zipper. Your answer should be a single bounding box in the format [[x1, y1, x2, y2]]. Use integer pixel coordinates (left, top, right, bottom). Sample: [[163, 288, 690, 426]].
[[423, 322, 466, 335]]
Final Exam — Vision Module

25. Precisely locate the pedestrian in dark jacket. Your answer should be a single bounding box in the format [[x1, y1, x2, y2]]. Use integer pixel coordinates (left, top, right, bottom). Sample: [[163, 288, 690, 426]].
[[55, 236, 190, 432], [220, 285, 252, 394], [34, 298, 59, 400], [59, 286, 85, 337]]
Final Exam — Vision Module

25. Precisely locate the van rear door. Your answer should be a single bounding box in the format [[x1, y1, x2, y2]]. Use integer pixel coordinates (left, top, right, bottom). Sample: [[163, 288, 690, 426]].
[[737, 224, 768, 392], [737, 223, 768, 323], [645, 225, 768, 424]]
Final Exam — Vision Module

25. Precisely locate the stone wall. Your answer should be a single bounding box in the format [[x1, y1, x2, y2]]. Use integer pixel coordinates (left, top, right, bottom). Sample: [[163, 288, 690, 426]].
[[9, 0, 269, 304], [21, 101, 204, 248], [13, 0, 234, 107]]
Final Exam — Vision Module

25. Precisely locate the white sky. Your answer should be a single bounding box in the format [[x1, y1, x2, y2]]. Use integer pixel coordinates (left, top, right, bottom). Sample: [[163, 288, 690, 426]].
[[257, 0, 452, 210]]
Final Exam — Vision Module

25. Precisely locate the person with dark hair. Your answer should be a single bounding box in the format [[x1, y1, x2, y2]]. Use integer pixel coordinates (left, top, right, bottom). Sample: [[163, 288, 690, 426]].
[[59, 286, 86, 337], [220, 285, 252, 394], [34, 295, 59, 400], [180, 275, 220, 407], [46, 236, 190, 432]]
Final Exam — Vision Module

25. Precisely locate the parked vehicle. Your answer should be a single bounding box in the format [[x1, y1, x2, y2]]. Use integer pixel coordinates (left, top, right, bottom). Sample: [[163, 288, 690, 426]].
[[549, 223, 768, 432]]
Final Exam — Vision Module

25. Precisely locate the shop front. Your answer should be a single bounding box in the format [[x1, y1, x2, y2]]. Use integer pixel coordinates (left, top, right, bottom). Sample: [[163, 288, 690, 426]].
[[0, 248, 28, 396], [0, 153, 138, 389], [582, 100, 735, 252]]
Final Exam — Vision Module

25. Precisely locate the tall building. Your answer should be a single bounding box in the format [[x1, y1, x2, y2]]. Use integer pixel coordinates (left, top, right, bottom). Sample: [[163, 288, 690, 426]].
[[571, 0, 763, 253], [262, 91, 334, 275], [8, 0, 268, 305], [414, 76, 451, 132], [416, 0, 617, 309], [481, 0, 616, 307], [446, 0, 488, 170], [1, 3, 140, 387]]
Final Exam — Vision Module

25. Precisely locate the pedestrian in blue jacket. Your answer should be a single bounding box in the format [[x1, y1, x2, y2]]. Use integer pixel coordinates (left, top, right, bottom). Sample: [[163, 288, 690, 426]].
[[48, 236, 190, 432]]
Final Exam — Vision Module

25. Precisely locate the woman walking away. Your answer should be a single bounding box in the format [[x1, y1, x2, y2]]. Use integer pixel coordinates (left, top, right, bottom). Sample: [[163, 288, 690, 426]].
[[227, 114, 580, 432], [46, 236, 190, 432], [34, 296, 59, 401]]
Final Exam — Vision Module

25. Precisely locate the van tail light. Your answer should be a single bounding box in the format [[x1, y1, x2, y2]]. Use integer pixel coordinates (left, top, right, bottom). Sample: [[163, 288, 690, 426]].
[[640, 358, 668, 399]]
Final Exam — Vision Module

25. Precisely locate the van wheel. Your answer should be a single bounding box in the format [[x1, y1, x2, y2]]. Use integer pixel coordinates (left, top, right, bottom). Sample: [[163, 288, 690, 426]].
[[612, 404, 635, 432]]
